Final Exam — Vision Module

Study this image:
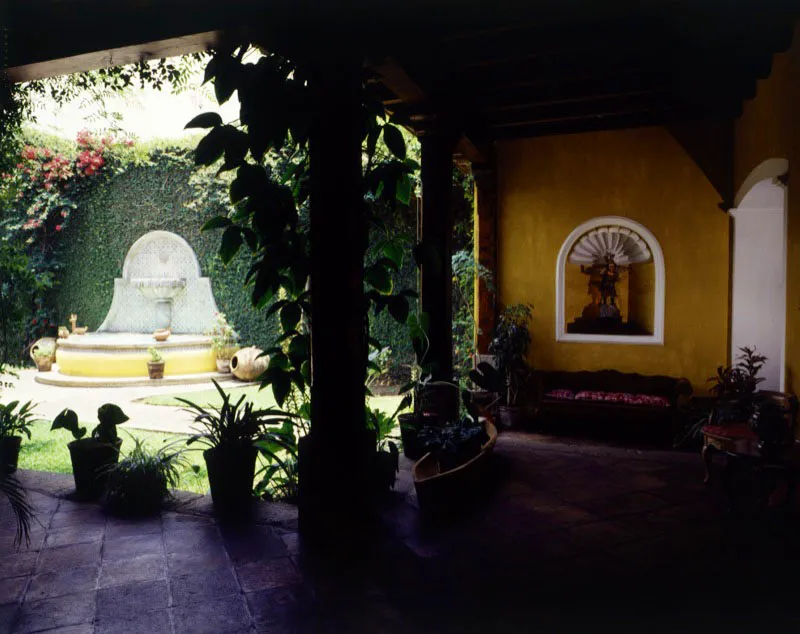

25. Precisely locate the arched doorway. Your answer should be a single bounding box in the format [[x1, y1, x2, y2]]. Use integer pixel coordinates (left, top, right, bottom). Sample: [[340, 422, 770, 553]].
[[730, 159, 788, 391]]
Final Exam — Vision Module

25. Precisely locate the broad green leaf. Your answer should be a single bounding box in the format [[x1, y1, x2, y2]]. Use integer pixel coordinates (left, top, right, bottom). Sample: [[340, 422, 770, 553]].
[[387, 295, 409, 324], [201, 216, 232, 231], [51, 409, 87, 440], [280, 303, 301, 332], [220, 226, 243, 264], [97, 403, 129, 427], [185, 112, 222, 130], [365, 264, 392, 294], [382, 125, 406, 160], [194, 126, 226, 166]]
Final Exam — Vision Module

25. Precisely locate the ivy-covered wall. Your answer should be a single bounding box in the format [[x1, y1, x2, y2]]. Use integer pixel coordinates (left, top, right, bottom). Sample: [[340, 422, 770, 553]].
[[55, 150, 280, 349]]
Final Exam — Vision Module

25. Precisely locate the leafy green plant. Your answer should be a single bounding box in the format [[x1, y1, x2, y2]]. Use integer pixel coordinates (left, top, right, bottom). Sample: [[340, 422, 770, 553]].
[[103, 436, 191, 516], [147, 347, 163, 363], [417, 413, 488, 472], [51, 403, 129, 444], [178, 379, 282, 449], [451, 249, 495, 382], [485, 304, 533, 407], [0, 400, 39, 439], [206, 312, 238, 360], [366, 405, 400, 492], [708, 346, 766, 399]]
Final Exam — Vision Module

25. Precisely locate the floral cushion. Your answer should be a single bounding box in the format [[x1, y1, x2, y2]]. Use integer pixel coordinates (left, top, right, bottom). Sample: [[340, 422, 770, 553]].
[[573, 391, 671, 407], [545, 389, 576, 401]]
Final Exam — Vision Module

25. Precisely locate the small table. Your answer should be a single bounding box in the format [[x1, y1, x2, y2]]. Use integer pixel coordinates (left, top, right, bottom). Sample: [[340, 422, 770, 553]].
[[701, 424, 800, 511]]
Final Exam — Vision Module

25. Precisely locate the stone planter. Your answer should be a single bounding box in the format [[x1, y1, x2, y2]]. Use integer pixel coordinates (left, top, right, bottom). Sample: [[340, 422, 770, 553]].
[[68, 438, 122, 500]]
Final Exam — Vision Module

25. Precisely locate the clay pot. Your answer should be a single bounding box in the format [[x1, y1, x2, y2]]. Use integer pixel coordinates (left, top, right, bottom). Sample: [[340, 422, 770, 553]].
[[68, 439, 122, 500], [147, 361, 165, 379], [204, 442, 257, 515], [35, 359, 53, 373], [0, 436, 22, 473], [216, 358, 231, 373], [153, 329, 171, 342], [30, 338, 57, 364], [230, 347, 269, 382]]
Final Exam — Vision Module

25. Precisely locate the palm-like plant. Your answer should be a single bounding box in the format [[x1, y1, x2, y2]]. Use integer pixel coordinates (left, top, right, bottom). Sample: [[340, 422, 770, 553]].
[[1, 469, 33, 549], [178, 380, 284, 449], [0, 400, 39, 439]]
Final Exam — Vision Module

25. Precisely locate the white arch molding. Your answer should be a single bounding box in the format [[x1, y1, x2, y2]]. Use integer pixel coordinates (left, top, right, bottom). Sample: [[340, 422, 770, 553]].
[[555, 216, 666, 345]]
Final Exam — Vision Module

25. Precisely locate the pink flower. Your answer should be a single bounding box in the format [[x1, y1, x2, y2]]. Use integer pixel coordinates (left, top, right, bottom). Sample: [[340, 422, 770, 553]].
[[61, 210, 68, 218], [55, 225, 62, 232]]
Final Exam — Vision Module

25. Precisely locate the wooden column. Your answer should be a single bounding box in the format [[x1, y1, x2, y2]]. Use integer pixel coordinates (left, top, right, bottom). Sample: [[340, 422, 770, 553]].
[[473, 161, 498, 353], [299, 50, 369, 542], [419, 130, 458, 381]]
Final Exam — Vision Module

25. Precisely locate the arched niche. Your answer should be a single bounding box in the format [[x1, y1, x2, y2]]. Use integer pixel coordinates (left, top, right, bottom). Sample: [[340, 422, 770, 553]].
[[555, 216, 665, 345]]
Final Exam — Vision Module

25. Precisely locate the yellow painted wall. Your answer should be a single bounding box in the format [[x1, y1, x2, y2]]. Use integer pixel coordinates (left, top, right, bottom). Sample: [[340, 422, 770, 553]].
[[496, 127, 729, 393], [628, 261, 655, 334], [734, 24, 800, 397]]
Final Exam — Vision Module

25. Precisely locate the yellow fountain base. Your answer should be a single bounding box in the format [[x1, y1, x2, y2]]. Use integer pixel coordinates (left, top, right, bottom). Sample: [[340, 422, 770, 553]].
[[50, 333, 216, 378]]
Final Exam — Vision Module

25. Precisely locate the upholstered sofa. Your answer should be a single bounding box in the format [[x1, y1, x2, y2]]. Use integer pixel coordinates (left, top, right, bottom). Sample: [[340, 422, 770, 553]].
[[532, 369, 693, 444]]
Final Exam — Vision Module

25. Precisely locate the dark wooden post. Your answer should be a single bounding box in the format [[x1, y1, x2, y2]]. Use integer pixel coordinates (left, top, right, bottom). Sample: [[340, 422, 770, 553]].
[[473, 161, 498, 353], [299, 50, 369, 543], [419, 130, 458, 381]]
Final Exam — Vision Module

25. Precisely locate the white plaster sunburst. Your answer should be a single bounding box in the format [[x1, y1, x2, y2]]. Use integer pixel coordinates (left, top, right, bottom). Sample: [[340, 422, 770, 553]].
[[567, 225, 651, 266]]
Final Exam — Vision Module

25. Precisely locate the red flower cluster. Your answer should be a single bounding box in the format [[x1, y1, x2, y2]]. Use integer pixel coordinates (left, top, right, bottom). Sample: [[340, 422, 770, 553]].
[[76, 150, 105, 176]]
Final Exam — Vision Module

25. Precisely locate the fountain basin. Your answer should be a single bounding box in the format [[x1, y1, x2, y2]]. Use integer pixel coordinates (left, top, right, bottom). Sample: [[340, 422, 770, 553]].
[[51, 333, 215, 378], [131, 277, 187, 300]]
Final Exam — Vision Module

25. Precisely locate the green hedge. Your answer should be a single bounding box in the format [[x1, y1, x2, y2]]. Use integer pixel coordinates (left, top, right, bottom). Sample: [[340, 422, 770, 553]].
[[54, 151, 280, 349]]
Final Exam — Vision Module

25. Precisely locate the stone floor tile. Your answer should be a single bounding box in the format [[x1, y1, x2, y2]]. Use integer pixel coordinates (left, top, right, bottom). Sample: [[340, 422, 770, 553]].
[[236, 558, 301, 593], [0, 603, 17, 631], [565, 520, 636, 549], [581, 491, 669, 519], [167, 550, 231, 576], [221, 525, 288, 564], [98, 553, 167, 589], [0, 529, 46, 553], [170, 566, 240, 606], [102, 533, 164, 562], [31, 625, 94, 634], [280, 532, 300, 557], [246, 584, 316, 631], [0, 551, 38, 580], [0, 575, 27, 605], [161, 512, 216, 532], [36, 541, 102, 573], [104, 516, 162, 540], [49, 508, 107, 529], [45, 523, 105, 548], [26, 565, 99, 602], [14, 590, 95, 633], [94, 608, 173, 634], [95, 579, 169, 621], [164, 525, 224, 554], [172, 594, 252, 634], [531, 504, 600, 527]]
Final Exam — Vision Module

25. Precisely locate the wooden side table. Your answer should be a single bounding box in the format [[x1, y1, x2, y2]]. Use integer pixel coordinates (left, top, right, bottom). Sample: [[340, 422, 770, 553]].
[[701, 423, 800, 512]]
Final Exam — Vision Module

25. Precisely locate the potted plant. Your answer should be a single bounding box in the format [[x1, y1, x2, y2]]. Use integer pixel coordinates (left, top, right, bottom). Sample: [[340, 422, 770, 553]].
[[206, 312, 239, 373], [32, 343, 55, 372], [397, 313, 459, 459], [103, 437, 189, 517], [470, 303, 533, 429], [366, 405, 400, 496], [749, 397, 794, 459], [708, 346, 767, 424], [147, 347, 165, 379], [179, 380, 281, 514], [51, 404, 130, 500], [0, 400, 39, 472], [418, 413, 489, 473]]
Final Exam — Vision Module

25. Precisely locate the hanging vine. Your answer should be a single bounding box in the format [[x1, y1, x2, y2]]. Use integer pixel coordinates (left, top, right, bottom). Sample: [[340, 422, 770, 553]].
[[193, 46, 417, 408]]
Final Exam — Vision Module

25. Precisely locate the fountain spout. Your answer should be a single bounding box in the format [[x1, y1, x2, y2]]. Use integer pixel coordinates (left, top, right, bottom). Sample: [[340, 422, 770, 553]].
[[131, 277, 187, 329]]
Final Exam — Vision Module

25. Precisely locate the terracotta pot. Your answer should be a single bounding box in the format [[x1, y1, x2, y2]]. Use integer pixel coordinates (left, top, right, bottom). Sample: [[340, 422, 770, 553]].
[[147, 361, 165, 379], [216, 358, 231, 373], [0, 436, 22, 473], [495, 405, 529, 430], [153, 329, 170, 342], [35, 359, 53, 372], [30, 337, 57, 366], [204, 442, 257, 514], [68, 439, 122, 500], [230, 347, 269, 382]]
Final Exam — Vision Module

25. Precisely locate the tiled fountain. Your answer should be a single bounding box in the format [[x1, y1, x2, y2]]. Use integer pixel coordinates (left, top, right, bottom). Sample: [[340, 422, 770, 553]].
[[37, 231, 229, 387]]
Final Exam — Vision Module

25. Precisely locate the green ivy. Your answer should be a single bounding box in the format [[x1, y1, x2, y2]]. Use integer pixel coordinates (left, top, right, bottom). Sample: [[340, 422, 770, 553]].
[[54, 149, 280, 348]]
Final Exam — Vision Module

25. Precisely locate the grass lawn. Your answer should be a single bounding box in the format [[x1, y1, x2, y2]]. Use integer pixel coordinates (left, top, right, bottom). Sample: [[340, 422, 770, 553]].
[[20, 421, 210, 494], [140, 384, 405, 416]]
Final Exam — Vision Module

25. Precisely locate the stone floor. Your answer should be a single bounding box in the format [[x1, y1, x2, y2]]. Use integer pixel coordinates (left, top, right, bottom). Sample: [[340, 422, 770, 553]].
[[3, 432, 800, 633]]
